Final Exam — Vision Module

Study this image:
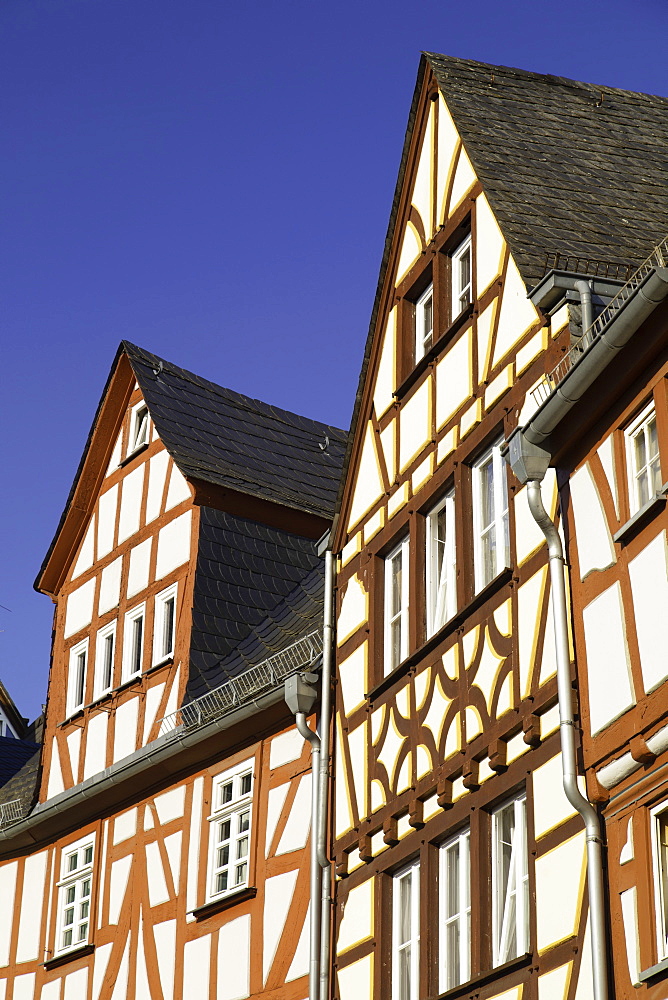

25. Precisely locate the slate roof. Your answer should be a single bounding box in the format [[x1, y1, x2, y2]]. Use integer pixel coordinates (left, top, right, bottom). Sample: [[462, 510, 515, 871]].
[[187, 507, 321, 699], [0, 737, 40, 792], [124, 342, 347, 520], [425, 53, 668, 285]]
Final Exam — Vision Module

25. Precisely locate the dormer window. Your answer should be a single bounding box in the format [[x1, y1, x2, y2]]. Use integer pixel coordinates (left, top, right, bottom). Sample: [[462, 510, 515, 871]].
[[415, 283, 434, 362], [452, 235, 472, 316], [129, 403, 149, 455]]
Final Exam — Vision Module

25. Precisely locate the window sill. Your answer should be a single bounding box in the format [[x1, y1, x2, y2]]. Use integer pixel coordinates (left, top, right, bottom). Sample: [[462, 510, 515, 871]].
[[639, 956, 668, 983], [192, 886, 257, 921], [394, 304, 474, 402], [367, 568, 512, 702], [119, 442, 149, 467], [429, 952, 532, 1000], [44, 943, 94, 970], [613, 485, 668, 545]]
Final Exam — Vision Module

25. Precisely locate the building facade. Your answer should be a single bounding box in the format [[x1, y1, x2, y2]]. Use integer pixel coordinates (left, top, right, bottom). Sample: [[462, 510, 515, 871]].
[[0, 342, 345, 1000]]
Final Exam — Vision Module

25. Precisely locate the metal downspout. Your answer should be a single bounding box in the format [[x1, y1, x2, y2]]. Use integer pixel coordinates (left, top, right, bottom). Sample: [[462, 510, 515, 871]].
[[295, 713, 322, 1000], [526, 481, 609, 1000], [574, 278, 593, 338], [318, 549, 335, 1000]]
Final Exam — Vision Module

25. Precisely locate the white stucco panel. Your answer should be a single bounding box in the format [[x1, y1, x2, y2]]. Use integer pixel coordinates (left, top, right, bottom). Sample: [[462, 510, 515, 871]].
[[98, 556, 122, 615], [66, 728, 81, 785], [113, 697, 139, 763], [97, 484, 118, 559], [435, 329, 472, 430], [63, 969, 87, 1000], [269, 728, 303, 770], [517, 566, 546, 699], [183, 934, 210, 999], [570, 463, 615, 579], [156, 510, 191, 580], [337, 952, 373, 1000], [64, 578, 96, 638], [12, 974, 35, 1000], [286, 905, 310, 982], [399, 378, 432, 472], [535, 831, 585, 952], [395, 221, 422, 285], [218, 914, 250, 999], [165, 464, 191, 512], [163, 832, 182, 894], [142, 680, 165, 745], [146, 450, 169, 524], [186, 777, 203, 917], [16, 852, 47, 962], [628, 531, 668, 693], [412, 103, 434, 237], [338, 575, 368, 646], [373, 307, 397, 418], [436, 96, 459, 223], [492, 257, 540, 368], [47, 737, 65, 799], [583, 583, 635, 735], [263, 872, 297, 983], [276, 774, 311, 855], [621, 888, 640, 985], [127, 538, 152, 599], [154, 786, 186, 825], [265, 782, 290, 857], [113, 808, 137, 846], [117, 465, 145, 544], [348, 423, 384, 530], [449, 146, 476, 212], [91, 942, 113, 1000], [537, 964, 570, 1000], [83, 712, 108, 779], [347, 721, 367, 816], [0, 861, 18, 966], [475, 194, 505, 297], [532, 753, 577, 839], [145, 841, 170, 906], [71, 516, 95, 580], [339, 643, 367, 717], [597, 434, 619, 518], [338, 877, 374, 953]]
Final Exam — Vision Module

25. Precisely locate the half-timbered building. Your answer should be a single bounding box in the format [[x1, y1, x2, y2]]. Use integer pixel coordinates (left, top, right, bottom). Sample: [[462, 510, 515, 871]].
[[0, 342, 346, 1000], [330, 54, 668, 1000]]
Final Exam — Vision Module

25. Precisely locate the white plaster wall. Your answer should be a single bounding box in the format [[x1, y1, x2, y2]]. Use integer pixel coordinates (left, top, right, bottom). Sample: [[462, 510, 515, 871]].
[[0, 861, 18, 966], [395, 222, 421, 284], [146, 451, 169, 524], [127, 539, 151, 598], [66, 729, 81, 784], [338, 576, 368, 646], [475, 194, 504, 296], [63, 968, 87, 1000], [98, 556, 122, 614], [142, 681, 165, 745], [276, 775, 311, 855], [373, 308, 396, 418], [437, 97, 458, 220], [348, 424, 384, 529], [16, 852, 47, 962], [399, 379, 431, 471], [265, 783, 289, 856], [113, 808, 137, 846], [492, 258, 539, 367], [110, 937, 130, 1000], [113, 698, 139, 763], [337, 953, 373, 1000], [154, 786, 185, 824], [338, 878, 374, 953], [186, 777, 203, 918], [582, 583, 635, 735], [39, 979, 61, 1000], [106, 431, 122, 477], [153, 919, 176, 1000], [538, 965, 570, 1000], [83, 712, 108, 779], [535, 832, 585, 952], [598, 435, 619, 518], [156, 511, 191, 580], [145, 841, 170, 906], [286, 908, 310, 982], [97, 485, 118, 559], [64, 578, 96, 638], [183, 934, 210, 998], [218, 914, 251, 999], [72, 518, 95, 580], [91, 942, 113, 1000], [47, 738, 65, 799], [411, 105, 433, 237], [570, 464, 615, 579], [621, 888, 640, 985], [263, 870, 297, 982], [12, 974, 35, 1000], [339, 644, 366, 716], [118, 465, 145, 544], [435, 330, 472, 429], [269, 729, 303, 769], [449, 147, 476, 211], [628, 532, 668, 693], [165, 466, 190, 511], [532, 753, 577, 839]]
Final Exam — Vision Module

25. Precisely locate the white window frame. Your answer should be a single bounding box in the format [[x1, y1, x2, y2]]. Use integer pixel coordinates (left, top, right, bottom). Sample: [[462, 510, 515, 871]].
[[128, 400, 150, 456], [414, 282, 434, 363], [491, 794, 529, 967], [439, 828, 470, 992], [472, 440, 510, 593], [625, 402, 661, 513], [392, 860, 420, 1000], [152, 584, 177, 666], [55, 834, 95, 956], [207, 759, 254, 902], [452, 235, 472, 316], [121, 603, 146, 682], [94, 621, 116, 699], [384, 536, 410, 676], [426, 491, 456, 638], [67, 638, 89, 716], [651, 801, 668, 960]]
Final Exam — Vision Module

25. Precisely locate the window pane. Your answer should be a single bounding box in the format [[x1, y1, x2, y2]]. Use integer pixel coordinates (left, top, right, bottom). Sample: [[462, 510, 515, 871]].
[[84, 847, 93, 866], [216, 871, 228, 893], [163, 597, 175, 656], [398, 947, 411, 1000], [66, 886, 75, 904], [63, 929, 73, 948], [132, 617, 143, 674], [241, 773, 252, 796], [220, 783, 233, 806], [75, 652, 86, 708], [103, 634, 114, 690], [399, 874, 412, 945], [68, 853, 78, 873], [236, 861, 247, 885], [446, 921, 460, 989], [239, 810, 250, 833]]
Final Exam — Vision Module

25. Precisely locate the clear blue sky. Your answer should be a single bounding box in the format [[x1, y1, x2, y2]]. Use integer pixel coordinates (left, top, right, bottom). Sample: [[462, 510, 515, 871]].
[[3, 0, 668, 723]]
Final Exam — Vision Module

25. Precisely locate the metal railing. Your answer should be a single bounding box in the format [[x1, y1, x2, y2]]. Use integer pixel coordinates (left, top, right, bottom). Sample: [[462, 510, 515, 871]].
[[540, 250, 635, 283], [532, 236, 668, 407], [0, 799, 24, 829], [158, 629, 322, 738]]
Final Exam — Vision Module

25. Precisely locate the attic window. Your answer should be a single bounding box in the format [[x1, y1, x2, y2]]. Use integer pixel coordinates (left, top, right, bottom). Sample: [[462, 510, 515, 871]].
[[452, 235, 472, 316], [129, 403, 149, 455]]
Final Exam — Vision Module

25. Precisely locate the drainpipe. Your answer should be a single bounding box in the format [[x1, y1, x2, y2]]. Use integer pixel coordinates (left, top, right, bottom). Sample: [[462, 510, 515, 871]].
[[574, 278, 593, 337], [317, 549, 335, 1000], [285, 672, 322, 1000], [526, 480, 609, 1000]]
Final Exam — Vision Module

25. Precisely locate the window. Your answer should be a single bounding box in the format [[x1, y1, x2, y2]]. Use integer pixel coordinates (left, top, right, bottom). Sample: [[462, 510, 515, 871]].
[[452, 235, 472, 317], [651, 802, 668, 959], [385, 537, 410, 675], [95, 622, 116, 698], [122, 604, 145, 681], [414, 283, 434, 362], [207, 760, 254, 900], [55, 836, 94, 955], [492, 794, 529, 967], [426, 491, 456, 637], [392, 861, 420, 1000], [153, 584, 177, 665], [129, 402, 149, 455], [473, 440, 510, 592], [440, 829, 470, 991], [626, 403, 661, 512], [67, 639, 89, 715]]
